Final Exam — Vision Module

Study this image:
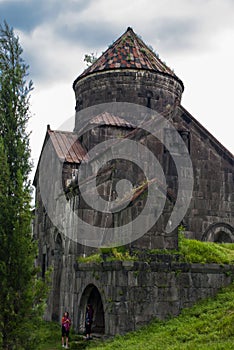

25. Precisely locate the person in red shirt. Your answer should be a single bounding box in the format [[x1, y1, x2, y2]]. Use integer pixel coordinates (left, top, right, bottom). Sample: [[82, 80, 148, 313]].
[[61, 311, 71, 348]]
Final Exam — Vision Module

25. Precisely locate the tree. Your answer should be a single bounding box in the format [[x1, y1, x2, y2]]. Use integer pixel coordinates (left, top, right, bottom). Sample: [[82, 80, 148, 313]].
[[84, 52, 97, 66], [0, 22, 48, 349]]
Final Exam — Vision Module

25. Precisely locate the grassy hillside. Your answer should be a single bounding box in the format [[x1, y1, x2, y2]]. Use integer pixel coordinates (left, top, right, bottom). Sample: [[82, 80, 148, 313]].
[[38, 281, 234, 350]]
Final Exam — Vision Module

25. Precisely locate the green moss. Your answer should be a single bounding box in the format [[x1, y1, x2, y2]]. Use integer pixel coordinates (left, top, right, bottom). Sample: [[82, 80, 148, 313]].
[[140, 47, 146, 54], [77, 247, 137, 264], [77, 254, 103, 264]]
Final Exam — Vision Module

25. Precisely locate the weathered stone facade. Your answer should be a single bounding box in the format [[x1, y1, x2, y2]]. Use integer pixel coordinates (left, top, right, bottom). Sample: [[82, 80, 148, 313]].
[[33, 27, 234, 333], [72, 260, 234, 335]]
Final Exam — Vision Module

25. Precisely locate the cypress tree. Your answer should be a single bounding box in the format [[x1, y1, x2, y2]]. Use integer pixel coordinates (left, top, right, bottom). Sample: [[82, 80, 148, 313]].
[[0, 21, 48, 349]]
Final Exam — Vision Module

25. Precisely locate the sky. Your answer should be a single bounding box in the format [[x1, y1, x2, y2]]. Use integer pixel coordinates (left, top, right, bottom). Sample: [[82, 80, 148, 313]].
[[0, 0, 233, 181]]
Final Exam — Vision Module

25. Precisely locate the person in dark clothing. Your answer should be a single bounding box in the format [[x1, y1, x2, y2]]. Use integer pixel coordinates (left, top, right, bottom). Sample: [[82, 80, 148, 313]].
[[85, 304, 94, 340]]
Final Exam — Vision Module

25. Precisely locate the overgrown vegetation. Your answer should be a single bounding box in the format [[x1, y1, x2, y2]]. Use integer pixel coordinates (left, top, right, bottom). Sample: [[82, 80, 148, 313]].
[[179, 234, 234, 264], [78, 253, 103, 264], [30, 320, 61, 350], [78, 246, 136, 263], [77, 227, 234, 265]]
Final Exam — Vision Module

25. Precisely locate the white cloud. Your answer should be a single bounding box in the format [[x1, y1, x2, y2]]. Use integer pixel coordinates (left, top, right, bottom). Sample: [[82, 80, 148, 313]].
[[29, 82, 76, 166], [178, 26, 234, 152], [18, 26, 88, 84]]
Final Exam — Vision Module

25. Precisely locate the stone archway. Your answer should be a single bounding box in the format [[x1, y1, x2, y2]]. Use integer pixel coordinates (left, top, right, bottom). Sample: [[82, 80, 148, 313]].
[[78, 284, 105, 334], [202, 223, 234, 243]]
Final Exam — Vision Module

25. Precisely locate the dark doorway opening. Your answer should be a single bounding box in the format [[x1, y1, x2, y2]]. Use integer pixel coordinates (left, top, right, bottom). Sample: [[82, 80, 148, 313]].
[[214, 231, 232, 243], [79, 284, 105, 334]]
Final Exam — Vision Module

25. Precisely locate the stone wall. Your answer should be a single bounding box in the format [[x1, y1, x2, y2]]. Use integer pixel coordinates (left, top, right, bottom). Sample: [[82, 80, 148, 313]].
[[73, 69, 183, 131], [175, 107, 234, 241], [69, 260, 234, 335]]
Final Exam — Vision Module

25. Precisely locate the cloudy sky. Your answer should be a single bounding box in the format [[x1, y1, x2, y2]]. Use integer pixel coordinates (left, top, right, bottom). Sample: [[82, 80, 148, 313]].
[[0, 0, 233, 179]]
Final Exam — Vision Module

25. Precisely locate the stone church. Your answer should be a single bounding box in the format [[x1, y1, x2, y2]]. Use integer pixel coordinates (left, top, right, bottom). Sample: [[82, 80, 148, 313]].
[[33, 28, 234, 335]]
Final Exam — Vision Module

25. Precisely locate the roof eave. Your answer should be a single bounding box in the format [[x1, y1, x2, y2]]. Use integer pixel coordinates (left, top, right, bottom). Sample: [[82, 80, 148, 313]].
[[73, 67, 184, 92]]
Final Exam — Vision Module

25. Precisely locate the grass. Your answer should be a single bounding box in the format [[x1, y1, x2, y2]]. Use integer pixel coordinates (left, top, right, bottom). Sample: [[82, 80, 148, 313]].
[[77, 246, 137, 264], [179, 235, 234, 264], [77, 234, 234, 266], [36, 321, 61, 349], [36, 321, 85, 349], [37, 282, 234, 349], [78, 253, 103, 264]]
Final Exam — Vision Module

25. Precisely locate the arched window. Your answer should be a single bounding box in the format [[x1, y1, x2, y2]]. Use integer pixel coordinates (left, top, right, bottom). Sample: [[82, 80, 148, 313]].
[[146, 91, 153, 108]]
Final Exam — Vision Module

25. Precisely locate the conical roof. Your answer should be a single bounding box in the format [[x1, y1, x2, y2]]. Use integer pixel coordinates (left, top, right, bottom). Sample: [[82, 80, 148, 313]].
[[74, 27, 181, 85]]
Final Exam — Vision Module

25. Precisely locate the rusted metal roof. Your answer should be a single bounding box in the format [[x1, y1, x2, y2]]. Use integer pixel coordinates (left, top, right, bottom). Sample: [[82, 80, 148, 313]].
[[90, 112, 135, 128], [48, 129, 87, 163], [75, 27, 179, 85]]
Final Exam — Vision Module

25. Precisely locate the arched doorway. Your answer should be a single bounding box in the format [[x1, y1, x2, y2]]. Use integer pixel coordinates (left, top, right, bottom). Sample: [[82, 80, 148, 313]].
[[202, 223, 234, 243], [79, 284, 105, 334]]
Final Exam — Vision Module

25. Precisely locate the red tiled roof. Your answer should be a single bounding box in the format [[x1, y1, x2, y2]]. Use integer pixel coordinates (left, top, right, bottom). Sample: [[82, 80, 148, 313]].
[[48, 129, 87, 163], [90, 112, 135, 128], [75, 27, 178, 84]]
